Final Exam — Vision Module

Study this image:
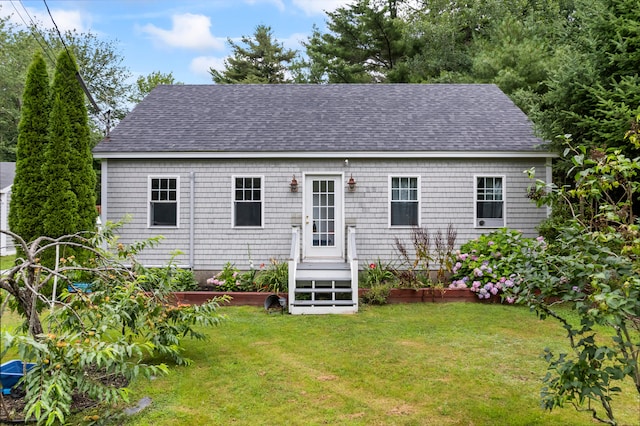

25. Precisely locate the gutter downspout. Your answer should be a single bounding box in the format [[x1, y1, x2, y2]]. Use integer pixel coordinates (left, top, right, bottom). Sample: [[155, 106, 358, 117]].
[[189, 171, 195, 269], [545, 158, 553, 218]]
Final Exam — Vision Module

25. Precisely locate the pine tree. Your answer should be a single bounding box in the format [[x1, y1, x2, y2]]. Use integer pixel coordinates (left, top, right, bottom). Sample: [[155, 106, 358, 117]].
[[49, 50, 97, 233], [304, 0, 410, 83], [534, 0, 640, 158], [210, 25, 297, 84], [8, 52, 50, 246]]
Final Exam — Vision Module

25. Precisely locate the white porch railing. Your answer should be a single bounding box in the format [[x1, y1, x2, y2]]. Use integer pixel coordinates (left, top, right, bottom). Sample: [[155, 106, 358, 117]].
[[287, 226, 300, 312], [347, 226, 359, 311]]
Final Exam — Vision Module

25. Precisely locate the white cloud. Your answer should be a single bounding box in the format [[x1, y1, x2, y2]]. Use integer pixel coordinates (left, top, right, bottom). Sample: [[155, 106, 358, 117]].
[[190, 56, 226, 78], [48, 9, 89, 33], [279, 32, 308, 52], [292, 0, 353, 16], [140, 13, 225, 50], [3, 5, 90, 33], [243, 0, 285, 11]]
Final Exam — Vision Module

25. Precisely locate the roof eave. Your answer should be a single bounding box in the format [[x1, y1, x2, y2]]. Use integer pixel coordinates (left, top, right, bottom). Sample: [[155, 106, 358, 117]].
[[93, 150, 558, 160]]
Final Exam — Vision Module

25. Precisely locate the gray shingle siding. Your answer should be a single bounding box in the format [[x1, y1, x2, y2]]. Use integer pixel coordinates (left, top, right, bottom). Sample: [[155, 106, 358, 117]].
[[103, 157, 547, 271]]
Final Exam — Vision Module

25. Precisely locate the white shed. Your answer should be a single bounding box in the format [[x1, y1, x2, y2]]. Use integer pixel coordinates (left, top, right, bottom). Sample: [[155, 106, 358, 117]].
[[0, 162, 16, 256]]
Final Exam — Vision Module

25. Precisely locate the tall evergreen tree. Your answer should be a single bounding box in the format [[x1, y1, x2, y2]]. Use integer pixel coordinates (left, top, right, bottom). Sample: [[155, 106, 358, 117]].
[[8, 51, 50, 246], [41, 93, 79, 238], [304, 0, 411, 83], [534, 0, 640, 159], [49, 50, 97, 234], [210, 25, 297, 84]]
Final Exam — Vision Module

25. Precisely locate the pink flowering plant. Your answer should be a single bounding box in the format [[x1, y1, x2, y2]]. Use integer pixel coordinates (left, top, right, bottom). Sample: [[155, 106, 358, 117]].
[[206, 262, 259, 291], [449, 228, 544, 300]]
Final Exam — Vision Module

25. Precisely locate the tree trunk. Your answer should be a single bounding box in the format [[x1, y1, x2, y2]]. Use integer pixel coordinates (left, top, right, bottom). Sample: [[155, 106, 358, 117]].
[[16, 287, 44, 337]]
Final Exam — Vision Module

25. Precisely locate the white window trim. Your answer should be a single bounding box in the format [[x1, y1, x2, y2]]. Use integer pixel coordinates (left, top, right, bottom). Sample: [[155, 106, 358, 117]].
[[474, 174, 506, 228], [388, 175, 422, 228], [147, 175, 180, 228], [231, 175, 265, 229]]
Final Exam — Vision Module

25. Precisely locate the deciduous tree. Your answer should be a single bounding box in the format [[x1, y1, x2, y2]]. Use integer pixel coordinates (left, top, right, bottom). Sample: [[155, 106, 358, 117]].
[[506, 125, 640, 425], [129, 71, 181, 104], [0, 15, 35, 161], [0, 227, 225, 424]]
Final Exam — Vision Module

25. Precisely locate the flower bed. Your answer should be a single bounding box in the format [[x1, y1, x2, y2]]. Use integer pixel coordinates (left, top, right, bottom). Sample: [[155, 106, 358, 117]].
[[170, 291, 287, 307], [361, 288, 479, 304]]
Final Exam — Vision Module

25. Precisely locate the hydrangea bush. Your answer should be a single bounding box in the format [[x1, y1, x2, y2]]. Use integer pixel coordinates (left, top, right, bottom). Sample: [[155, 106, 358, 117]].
[[206, 262, 260, 292], [449, 228, 543, 300], [206, 259, 288, 292]]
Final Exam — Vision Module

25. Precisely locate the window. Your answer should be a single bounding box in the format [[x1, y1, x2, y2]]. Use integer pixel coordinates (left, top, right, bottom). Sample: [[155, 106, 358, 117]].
[[149, 176, 178, 227], [390, 176, 420, 227], [233, 176, 262, 227], [475, 176, 505, 227]]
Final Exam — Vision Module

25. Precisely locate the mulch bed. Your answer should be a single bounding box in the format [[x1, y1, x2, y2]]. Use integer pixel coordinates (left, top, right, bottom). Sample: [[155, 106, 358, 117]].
[[0, 371, 128, 423]]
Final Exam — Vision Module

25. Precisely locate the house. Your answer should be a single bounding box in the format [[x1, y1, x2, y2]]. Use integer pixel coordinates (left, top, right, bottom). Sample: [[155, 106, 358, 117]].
[[0, 162, 16, 256], [93, 84, 553, 314]]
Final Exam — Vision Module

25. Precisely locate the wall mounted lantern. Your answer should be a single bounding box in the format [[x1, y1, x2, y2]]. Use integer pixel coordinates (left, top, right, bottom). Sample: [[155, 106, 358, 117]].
[[290, 175, 299, 192], [347, 174, 356, 192]]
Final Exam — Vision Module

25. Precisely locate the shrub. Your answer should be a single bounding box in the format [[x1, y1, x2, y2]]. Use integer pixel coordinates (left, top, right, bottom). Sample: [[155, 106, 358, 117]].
[[135, 251, 198, 291], [360, 284, 391, 305], [139, 266, 199, 291], [170, 268, 199, 291], [449, 228, 542, 300]]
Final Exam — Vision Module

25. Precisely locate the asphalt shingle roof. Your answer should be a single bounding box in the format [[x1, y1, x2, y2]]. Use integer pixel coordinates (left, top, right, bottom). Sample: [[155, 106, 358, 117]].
[[93, 84, 546, 155]]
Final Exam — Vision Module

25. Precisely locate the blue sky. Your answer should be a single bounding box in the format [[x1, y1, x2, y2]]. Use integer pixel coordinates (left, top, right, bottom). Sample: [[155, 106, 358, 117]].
[[3, 0, 352, 84]]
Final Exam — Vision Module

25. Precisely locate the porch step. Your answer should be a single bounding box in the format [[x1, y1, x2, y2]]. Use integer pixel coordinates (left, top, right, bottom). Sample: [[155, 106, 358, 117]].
[[290, 261, 357, 314], [296, 262, 350, 281], [292, 300, 356, 307], [295, 288, 352, 294], [297, 262, 349, 270]]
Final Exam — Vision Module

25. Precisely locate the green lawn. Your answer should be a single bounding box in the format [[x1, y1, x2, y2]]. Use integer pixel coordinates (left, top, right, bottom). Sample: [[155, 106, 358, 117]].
[[120, 303, 639, 426], [0, 254, 16, 270]]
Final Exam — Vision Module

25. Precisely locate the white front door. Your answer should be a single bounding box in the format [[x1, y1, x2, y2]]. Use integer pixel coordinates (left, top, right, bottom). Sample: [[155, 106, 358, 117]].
[[304, 174, 343, 260]]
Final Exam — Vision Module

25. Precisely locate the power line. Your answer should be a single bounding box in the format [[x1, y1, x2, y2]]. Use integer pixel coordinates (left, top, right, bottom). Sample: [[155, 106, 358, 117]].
[[42, 0, 101, 114], [9, 0, 56, 63]]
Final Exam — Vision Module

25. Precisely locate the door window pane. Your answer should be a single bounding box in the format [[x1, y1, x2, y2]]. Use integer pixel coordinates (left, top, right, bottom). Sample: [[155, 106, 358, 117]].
[[312, 179, 336, 247]]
